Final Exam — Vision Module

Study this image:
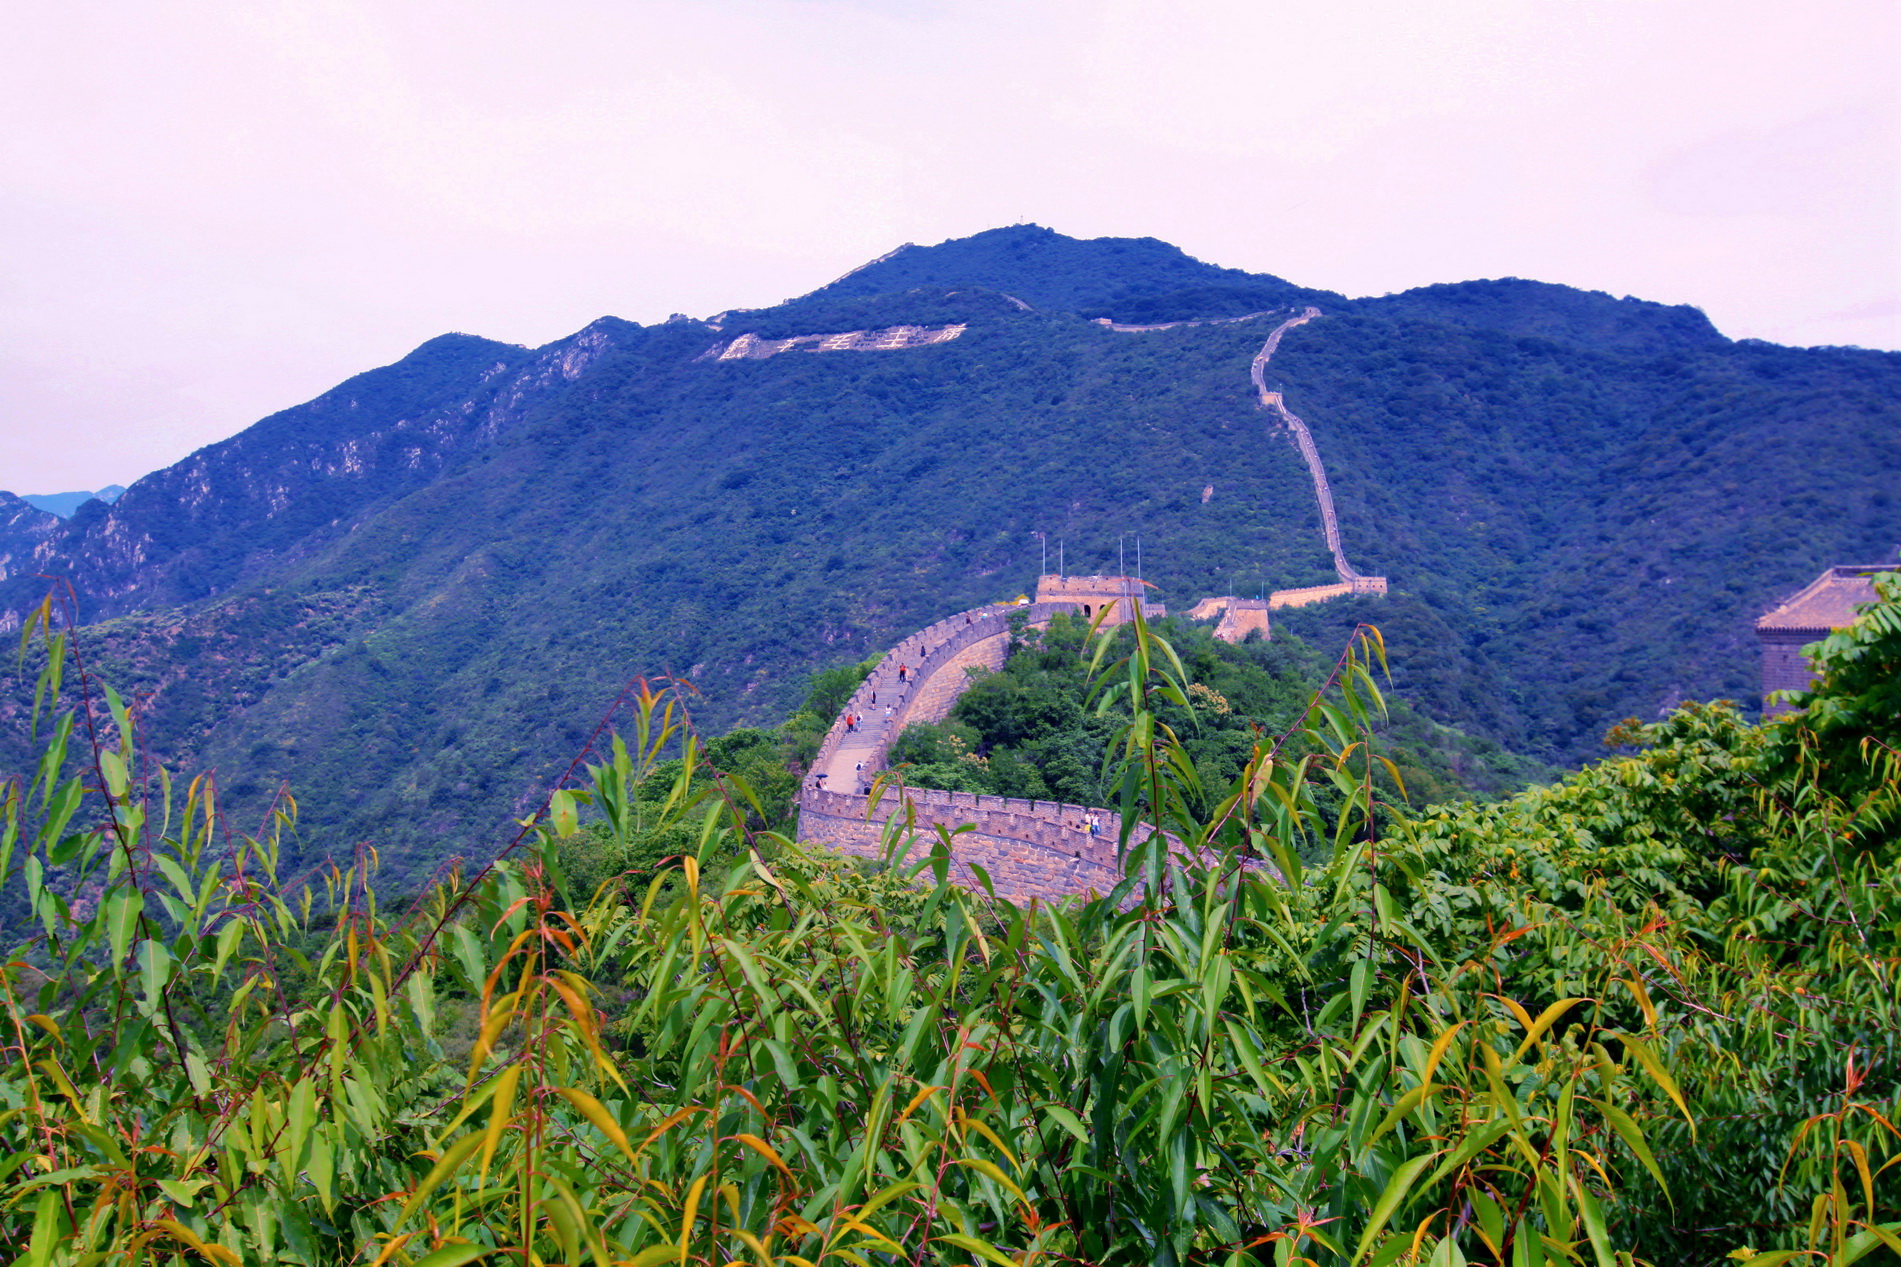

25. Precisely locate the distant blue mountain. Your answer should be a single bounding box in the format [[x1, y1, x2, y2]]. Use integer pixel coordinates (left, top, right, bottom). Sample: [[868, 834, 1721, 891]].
[[23, 484, 127, 518]]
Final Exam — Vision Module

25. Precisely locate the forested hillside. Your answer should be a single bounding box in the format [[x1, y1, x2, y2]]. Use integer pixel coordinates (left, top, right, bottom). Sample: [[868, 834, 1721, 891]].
[[2, 225, 1897, 879], [890, 612, 1548, 810]]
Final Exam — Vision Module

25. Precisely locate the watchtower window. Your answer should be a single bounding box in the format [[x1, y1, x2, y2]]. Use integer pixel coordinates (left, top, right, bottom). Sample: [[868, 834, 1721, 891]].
[[1083, 605, 1091, 616]]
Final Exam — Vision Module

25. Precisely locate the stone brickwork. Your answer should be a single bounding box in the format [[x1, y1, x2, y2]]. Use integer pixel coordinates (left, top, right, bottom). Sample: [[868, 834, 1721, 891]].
[[1031, 575, 1165, 626], [1177, 310, 1389, 623], [1092, 310, 1278, 334], [1186, 596, 1272, 643], [1247, 308, 1388, 596], [1268, 577, 1389, 609], [1759, 631, 1820, 705], [800, 599, 1187, 902], [1215, 599, 1272, 642], [1755, 564, 1891, 714], [903, 635, 1010, 728], [799, 787, 1149, 904], [808, 604, 1037, 795]]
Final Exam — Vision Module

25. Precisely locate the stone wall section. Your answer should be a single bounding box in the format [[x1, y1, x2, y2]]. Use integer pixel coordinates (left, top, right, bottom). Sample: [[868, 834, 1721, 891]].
[[799, 600, 1185, 902], [1760, 627, 1837, 717], [808, 604, 1049, 794], [1754, 565, 1891, 715], [1759, 630, 1820, 712], [1268, 577, 1389, 609], [1092, 310, 1279, 334], [800, 787, 1174, 905], [902, 635, 1010, 729], [1214, 600, 1273, 641], [1247, 308, 1388, 595], [1031, 575, 1166, 626], [797, 601, 1268, 903]]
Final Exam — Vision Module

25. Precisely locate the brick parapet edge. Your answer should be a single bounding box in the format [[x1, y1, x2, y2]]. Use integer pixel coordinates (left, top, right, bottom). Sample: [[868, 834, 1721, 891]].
[[806, 602, 1078, 789], [798, 601, 1211, 902]]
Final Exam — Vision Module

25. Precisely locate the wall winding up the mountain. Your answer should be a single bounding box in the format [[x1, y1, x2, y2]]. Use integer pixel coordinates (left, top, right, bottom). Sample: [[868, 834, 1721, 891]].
[[4, 225, 1897, 881]]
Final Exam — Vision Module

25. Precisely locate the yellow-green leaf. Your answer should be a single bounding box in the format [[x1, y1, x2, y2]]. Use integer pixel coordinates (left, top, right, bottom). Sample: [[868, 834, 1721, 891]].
[[411, 1244, 494, 1267], [953, 1157, 1027, 1205], [399, 1132, 486, 1223], [934, 1232, 1019, 1267], [1351, 1153, 1437, 1265]]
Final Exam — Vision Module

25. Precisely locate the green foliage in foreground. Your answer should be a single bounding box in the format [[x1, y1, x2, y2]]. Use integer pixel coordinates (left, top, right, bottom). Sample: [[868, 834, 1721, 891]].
[[545, 659, 875, 904], [889, 613, 1548, 808], [3, 581, 1900, 1267]]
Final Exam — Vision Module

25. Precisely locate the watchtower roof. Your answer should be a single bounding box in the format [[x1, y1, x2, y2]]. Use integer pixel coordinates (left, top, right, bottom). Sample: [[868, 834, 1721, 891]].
[[1034, 573, 1152, 598], [1756, 565, 1890, 633]]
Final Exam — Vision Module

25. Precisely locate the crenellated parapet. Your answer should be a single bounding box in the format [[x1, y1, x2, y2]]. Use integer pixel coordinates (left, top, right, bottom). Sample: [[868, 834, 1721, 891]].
[[797, 598, 1198, 903], [796, 594, 1273, 903]]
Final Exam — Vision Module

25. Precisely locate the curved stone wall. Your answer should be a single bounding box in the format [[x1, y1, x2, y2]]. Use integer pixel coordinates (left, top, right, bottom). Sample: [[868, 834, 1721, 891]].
[[799, 787, 1143, 904], [1246, 308, 1386, 594], [805, 603, 1050, 795], [798, 601, 1175, 904]]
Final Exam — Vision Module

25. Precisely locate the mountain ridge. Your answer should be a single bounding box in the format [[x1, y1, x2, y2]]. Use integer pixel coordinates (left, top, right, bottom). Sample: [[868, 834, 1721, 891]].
[[3, 224, 1896, 880]]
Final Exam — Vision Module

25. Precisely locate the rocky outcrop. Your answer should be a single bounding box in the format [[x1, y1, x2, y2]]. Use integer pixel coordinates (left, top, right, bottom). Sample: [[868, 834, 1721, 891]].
[[699, 324, 966, 362], [0, 494, 63, 631], [0, 320, 654, 624]]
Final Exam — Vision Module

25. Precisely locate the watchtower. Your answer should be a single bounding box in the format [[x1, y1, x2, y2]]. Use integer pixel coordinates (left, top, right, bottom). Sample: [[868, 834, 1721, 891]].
[[1755, 564, 1889, 714], [1033, 574, 1165, 626], [1186, 596, 1272, 643]]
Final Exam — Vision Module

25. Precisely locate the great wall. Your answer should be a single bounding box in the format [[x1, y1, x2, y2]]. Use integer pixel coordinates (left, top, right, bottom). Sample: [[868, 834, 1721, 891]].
[[796, 586, 1177, 904], [787, 305, 1390, 900], [699, 304, 1382, 603], [1248, 309, 1371, 586], [1093, 304, 1387, 609]]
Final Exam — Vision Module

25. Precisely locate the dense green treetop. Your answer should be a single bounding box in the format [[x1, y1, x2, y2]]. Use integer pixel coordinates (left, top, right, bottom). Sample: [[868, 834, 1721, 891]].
[[797, 223, 1342, 315], [890, 613, 1546, 811]]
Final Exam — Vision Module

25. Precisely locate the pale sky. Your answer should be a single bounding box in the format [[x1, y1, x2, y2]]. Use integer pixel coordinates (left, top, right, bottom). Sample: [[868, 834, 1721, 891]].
[[3, 0, 1897, 493]]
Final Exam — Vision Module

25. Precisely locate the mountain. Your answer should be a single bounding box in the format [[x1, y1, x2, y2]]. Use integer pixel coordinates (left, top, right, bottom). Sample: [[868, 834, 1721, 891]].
[[798, 224, 1340, 320], [0, 494, 63, 590], [22, 485, 127, 518], [3, 225, 1897, 881]]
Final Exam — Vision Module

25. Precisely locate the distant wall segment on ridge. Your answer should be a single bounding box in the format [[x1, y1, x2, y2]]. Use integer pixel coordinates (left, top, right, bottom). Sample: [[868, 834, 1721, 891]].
[[1268, 577, 1388, 609]]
